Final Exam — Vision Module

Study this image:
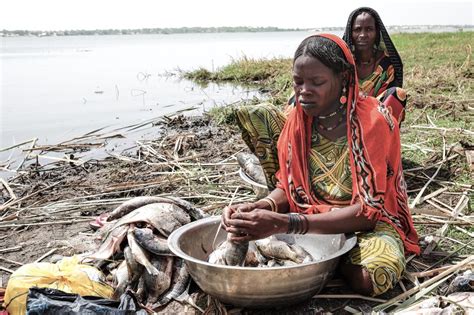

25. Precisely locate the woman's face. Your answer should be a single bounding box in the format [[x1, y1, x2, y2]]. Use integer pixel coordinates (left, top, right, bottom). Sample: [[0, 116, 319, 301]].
[[292, 55, 343, 117], [351, 12, 377, 52]]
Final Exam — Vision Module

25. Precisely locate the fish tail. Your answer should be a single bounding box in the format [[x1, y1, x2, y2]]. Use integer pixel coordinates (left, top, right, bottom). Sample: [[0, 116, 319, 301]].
[[144, 262, 159, 276]]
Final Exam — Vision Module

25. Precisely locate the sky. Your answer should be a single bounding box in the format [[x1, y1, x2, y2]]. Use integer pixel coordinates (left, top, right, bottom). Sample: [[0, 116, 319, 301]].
[[1, 0, 472, 31]]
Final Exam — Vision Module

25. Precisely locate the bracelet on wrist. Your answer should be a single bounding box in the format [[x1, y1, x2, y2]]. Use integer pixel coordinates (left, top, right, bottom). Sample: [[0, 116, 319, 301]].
[[286, 213, 309, 234], [261, 197, 278, 213]]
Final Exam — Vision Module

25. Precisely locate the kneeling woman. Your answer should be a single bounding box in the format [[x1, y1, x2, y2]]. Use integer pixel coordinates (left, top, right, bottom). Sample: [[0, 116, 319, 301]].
[[224, 34, 419, 297]]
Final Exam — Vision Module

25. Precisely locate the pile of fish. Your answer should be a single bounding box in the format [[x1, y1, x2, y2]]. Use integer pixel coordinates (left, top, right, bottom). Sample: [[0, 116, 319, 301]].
[[208, 235, 314, 267], [86, 196, 205, 310]]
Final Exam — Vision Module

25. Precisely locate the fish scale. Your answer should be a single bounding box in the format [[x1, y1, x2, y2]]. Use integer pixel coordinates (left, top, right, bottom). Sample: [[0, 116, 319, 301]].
[[208, 235, 248, 266]]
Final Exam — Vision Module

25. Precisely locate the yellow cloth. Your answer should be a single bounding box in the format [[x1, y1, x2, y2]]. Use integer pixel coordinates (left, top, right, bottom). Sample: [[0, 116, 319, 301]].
[[4, 256, 113, 315]]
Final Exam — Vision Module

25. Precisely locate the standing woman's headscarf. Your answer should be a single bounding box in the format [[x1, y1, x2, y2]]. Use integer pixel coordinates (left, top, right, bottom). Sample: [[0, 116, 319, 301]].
[[342, 7, 403, 88]]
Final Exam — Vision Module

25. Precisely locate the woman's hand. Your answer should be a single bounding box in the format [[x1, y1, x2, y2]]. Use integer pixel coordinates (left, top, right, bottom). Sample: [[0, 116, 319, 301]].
[[221, 202, 259, 229], [224, 209, 288, 242]]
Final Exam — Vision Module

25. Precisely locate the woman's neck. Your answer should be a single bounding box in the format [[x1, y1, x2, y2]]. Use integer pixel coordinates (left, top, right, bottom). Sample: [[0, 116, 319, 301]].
[[318, 100, 342, 118], [314, 118, 347, 142], [314, 101, 347, 141], [355, 49, 374, 64]]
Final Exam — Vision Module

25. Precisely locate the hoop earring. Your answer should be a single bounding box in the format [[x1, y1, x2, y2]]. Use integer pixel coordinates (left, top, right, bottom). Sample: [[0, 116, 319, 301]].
[[339, 85, 347, 104]]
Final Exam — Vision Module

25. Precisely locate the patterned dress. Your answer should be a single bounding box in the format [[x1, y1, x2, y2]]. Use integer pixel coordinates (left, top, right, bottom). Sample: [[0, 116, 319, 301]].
[[359, 52, 408, 123], [359, 52, 395, 97]]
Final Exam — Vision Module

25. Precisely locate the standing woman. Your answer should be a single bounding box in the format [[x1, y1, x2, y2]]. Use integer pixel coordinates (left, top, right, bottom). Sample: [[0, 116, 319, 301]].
[[227, 34, 419, 296], [343, 7, 407, 123]]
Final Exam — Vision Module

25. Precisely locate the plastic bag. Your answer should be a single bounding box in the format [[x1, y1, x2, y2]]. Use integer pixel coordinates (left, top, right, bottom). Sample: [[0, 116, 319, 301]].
[[26, 287, 147, 314], [4, 256, 113, 315]]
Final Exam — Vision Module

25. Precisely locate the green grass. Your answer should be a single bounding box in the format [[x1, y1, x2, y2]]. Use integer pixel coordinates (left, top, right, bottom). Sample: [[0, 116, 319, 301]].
[[184, 56, 292, 83], [184, 56, 293, 105], [391, 32, 473, 69]]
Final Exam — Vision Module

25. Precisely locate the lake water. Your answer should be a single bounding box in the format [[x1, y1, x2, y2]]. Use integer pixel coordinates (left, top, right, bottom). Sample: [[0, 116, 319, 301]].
[[1, 31, 320, 153]]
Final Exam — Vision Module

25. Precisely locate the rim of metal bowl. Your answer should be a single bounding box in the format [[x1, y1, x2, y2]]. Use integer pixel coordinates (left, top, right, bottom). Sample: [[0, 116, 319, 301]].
[[238, 168, 268, 189], [168, 216, 357, 270]]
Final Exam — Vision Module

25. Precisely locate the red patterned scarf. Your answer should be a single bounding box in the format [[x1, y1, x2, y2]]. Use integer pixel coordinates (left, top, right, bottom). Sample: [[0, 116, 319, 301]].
[[276, 34, 419, 254]]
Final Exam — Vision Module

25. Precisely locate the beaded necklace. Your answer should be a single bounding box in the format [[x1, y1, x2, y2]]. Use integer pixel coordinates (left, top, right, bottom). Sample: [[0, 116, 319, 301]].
[[316, 108, 346, 131], [317, 103, 346, 120]]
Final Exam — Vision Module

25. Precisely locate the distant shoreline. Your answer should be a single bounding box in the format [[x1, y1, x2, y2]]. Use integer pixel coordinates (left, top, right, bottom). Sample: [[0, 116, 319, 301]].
[[1, 25, 472, 37]]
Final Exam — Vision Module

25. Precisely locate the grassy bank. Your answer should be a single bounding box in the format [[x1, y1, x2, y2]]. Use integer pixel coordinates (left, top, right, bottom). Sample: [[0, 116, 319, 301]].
[[185, 32, 474, 240], [185, 32, 473, 108]]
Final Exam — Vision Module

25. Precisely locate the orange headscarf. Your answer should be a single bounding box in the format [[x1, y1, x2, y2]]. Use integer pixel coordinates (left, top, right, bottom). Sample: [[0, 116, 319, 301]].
[[276, 34, 419, 254]]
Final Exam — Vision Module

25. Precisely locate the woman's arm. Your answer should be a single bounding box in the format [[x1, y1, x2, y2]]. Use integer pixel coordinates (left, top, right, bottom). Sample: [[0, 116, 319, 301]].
[[252, 188, 290, 214], [305, 204, 376, 234], [225, 202, 377, 242]]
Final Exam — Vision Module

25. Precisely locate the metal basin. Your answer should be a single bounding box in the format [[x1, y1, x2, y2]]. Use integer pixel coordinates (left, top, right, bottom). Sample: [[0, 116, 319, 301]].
[[168, 216, 356, 308]]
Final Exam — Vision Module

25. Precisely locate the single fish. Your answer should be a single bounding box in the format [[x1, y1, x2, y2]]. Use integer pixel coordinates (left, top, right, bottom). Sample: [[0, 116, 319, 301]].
[[236, 152, 266, 186], [255, 237, 300, 263], [165, 196, 207, 221], [134, 227, 174, 256], [149, 258, 190, 309], [208, 234, 248, 266], [224, 237, 249, 266], [88, 225, 129, 260], [111, 203, 189, 237], [144, 256, 174, 305], [127, 226, 159, 275], [290, 244, 314, 263], [111, 260, 130, 300], [107, 196, 205, 221]]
